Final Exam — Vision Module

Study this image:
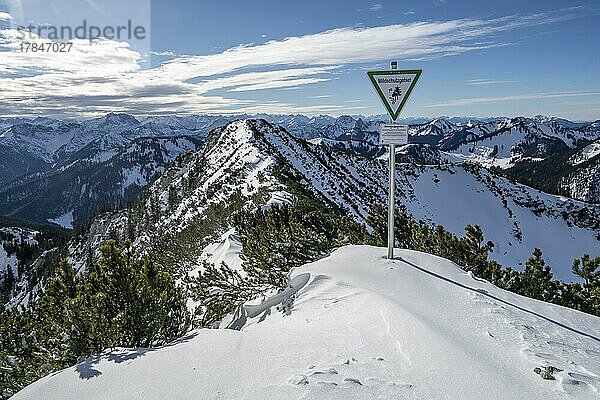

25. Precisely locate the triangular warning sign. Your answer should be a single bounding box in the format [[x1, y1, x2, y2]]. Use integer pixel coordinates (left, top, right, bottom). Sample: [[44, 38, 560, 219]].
[[367, 69, 422, 120]]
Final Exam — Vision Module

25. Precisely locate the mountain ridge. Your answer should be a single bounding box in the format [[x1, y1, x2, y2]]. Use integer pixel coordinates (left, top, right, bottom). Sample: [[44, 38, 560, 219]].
[[64, 119, 600, 282]]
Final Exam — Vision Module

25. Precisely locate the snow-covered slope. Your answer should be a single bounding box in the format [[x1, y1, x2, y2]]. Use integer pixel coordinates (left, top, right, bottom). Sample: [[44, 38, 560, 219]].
[[12, 246, 600, 400], [438, 117, 595, 168], [199, 228, 244, 273], [570, 140, 600, 166], [0, 136, 201, 225], [234, 121, 600, 281], [397, 163, 600, 280], [0, 113, 209, 184]]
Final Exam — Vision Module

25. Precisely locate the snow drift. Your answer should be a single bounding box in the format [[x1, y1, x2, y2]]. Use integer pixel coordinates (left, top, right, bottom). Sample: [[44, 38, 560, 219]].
[[12, 246, 600, 400]]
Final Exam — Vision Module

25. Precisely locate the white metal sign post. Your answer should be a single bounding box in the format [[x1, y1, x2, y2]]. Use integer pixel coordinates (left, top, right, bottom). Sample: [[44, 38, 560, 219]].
[[368, 63, 422, 259]]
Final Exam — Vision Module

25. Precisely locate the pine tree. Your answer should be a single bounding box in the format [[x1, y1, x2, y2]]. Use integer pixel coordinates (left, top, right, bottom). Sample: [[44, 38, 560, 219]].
[[431, 224, 458, 261], [517, 248, 558, 302], [410, 223, 435, 254], [236, 196, 356, 287], [557, 282, 587, 313], [0, 239, 192, 397], [186, 261, 263, 327], [0, 308, 54, 400], [496, 266, 520, 291], [572, 254, 600, 291], [0, 268, 16, 304], [122, 258, 190, 347], [81, 240, 190, 349], [167, 186, 179, 211], [36, 259, 79, 364], [365, 204, 412, 248], [572, 254, 600, 314], [457, 225, 495, 277]]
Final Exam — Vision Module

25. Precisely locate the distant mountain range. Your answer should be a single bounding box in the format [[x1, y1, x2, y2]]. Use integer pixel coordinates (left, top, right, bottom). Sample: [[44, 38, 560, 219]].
[[1, 113, 600, 228]]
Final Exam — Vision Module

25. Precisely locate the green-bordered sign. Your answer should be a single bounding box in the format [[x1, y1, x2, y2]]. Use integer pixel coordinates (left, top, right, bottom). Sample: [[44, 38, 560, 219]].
[[367, 69, 422, 120]]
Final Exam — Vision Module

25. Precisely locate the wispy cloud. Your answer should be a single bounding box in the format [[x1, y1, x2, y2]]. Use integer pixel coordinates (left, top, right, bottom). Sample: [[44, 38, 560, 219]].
[[0, 12, 13, 22], [229, 77, 330, 92], [369, 4, 383, 11], [423, 89, 600, 107], [308, 94, 334, 99], [0, 7, 589, 117], [193, 66, 338, 93], [0, 11, 15, 28], [466, 78, 520, 86]]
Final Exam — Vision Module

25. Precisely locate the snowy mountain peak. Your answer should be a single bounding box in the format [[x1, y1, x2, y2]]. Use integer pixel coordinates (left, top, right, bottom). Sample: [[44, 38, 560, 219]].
[[413, 118, 457, 138], [83, 113, 141, 133], [430, 117, 454, 129], [335, 115, 359, 129]]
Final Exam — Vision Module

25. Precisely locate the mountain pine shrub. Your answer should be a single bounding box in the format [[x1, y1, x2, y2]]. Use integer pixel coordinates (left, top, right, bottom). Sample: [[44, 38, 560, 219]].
[[0, 240, 190, 398]]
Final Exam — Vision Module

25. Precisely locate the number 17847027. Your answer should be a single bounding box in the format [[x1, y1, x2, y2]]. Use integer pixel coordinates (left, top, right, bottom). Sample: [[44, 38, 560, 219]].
[[20, 42, 73, 53]]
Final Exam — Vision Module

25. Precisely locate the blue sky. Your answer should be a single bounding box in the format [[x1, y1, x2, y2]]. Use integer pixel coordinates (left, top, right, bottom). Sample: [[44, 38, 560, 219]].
[[0, 0, 599, 120]]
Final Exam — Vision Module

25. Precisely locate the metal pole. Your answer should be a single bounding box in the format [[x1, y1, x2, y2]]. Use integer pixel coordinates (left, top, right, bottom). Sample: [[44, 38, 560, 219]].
[[387, 61, 397, 260], [388, 142, 395, 259]]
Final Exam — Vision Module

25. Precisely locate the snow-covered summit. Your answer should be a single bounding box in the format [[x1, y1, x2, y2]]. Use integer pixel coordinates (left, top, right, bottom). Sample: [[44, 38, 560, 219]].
[[12, 245, 600, 400], [81, 113, 141, 134]]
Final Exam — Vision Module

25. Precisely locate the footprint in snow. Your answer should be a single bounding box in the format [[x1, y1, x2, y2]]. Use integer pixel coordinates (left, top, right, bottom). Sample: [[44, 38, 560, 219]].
[[556, 371, 600, 393], [288, 374, 309, 385], [289, 367, 340, 386], [344, 377, 363, 385], [293, 357, 411, 391], [308, 368, 338, 376], [567, 372, 600, 387]]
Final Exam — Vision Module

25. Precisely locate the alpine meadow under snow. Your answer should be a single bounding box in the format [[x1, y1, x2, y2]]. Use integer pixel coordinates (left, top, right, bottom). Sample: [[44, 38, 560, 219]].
[[11, 246, 600, 400]]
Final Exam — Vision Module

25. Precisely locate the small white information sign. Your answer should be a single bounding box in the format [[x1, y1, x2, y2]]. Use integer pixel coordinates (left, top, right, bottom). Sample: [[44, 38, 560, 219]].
[[379, 124, 408, 145]]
